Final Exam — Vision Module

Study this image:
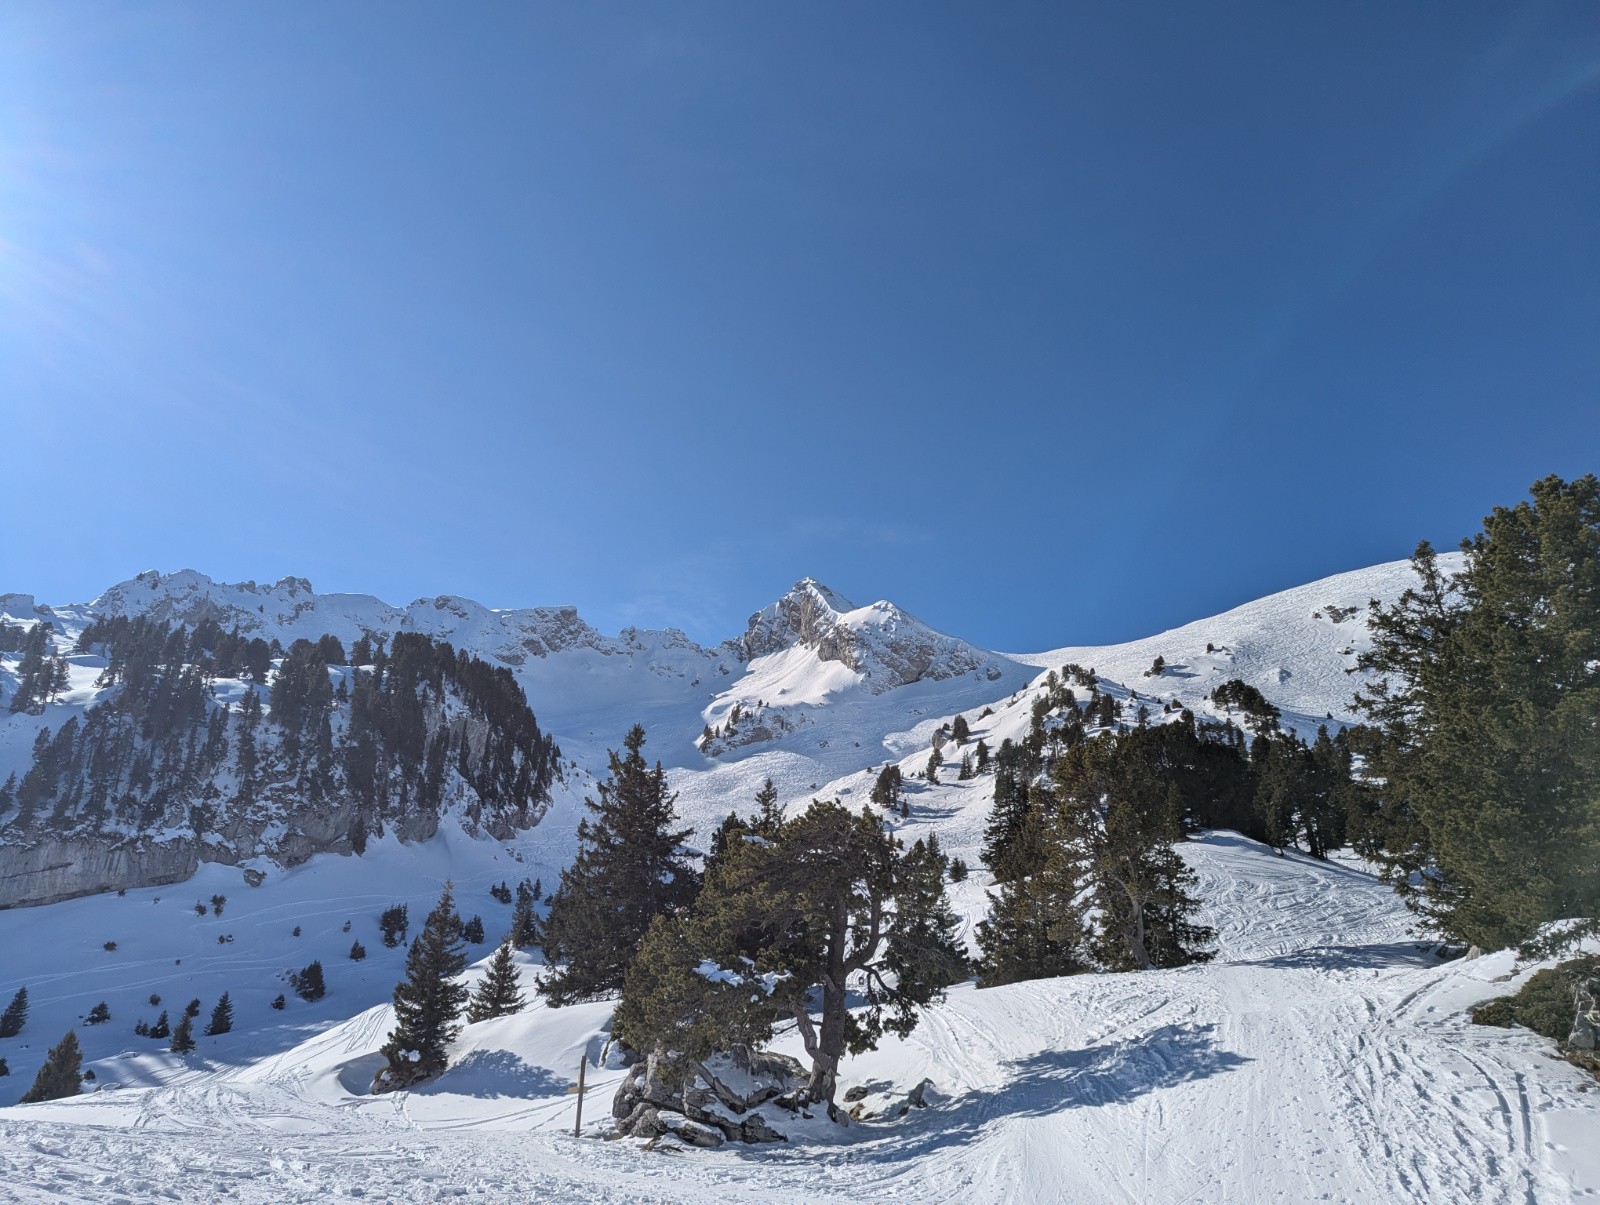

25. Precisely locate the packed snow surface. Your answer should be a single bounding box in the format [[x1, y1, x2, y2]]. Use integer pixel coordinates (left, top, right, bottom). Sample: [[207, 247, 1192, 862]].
[[6, 554, 1598, 1200], [1, 834, 1596, 1203]]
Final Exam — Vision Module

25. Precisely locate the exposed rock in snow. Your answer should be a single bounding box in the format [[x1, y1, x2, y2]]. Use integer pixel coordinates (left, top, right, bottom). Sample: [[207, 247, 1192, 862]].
[[739, 579, 1004, 693], [611, 1046, 803, 1144]]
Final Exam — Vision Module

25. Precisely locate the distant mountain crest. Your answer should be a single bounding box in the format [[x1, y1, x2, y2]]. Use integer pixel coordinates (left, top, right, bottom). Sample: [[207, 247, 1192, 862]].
[[742, 577, 1004, 692]]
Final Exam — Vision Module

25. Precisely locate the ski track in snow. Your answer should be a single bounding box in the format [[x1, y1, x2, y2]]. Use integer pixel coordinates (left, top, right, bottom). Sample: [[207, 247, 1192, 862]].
[[3, 835, 1597, 1204], [6, 555, 1599, 1201]]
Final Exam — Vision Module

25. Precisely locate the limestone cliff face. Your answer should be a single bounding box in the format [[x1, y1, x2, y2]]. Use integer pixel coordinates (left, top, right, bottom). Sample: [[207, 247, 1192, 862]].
[[0, 835, 203, 908]]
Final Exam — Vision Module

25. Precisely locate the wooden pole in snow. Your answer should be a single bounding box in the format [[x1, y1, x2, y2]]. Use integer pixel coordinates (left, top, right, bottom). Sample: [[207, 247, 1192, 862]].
[[573, 1054, 586, 1138]]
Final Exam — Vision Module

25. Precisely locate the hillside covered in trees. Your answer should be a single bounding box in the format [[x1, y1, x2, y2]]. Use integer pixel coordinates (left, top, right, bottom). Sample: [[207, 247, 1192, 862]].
[[0, 616, 561, 905]]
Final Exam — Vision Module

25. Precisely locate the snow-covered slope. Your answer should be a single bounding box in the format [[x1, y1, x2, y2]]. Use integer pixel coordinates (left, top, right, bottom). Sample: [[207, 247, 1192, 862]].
[[5, 553, 1599, 1200], [1, 833, 1594, 1202]]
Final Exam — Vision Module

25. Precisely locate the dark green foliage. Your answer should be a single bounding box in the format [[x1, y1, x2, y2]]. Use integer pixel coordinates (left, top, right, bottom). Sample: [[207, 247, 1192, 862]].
[[85, 1001, 110, 1026], [0, 1057, 7, 1076], [950, 715, 971, 744], [170, 1011, 195, 1054], [949, 857, 968, 882], [349, 940, 367, 961], [462, 915, 485, 944], [0, 987, 26, 1038], [974, 740, 991, 773], [19, 1030, 82, 1103], [270, 994, 286, 1011], [205, 992, 233, 1036], [148, 994, 160, 1007], [6, 623, 69, 716], [1210, 679, 1280, 733], [291, 961, 326, 1002], [489, 881, 511, 905], [1355, 475, 1600, 951], [926, 747, 943, 783], [509, 880, 539, 949], [869, 764, 903, 813], [539, 726, 699, 1005], [616, 799, 967, 1113], [1471, 956, 1600, 1052], [183, 998, 200, 1019], [148, 1010, 170, 1039], [102, 941, 116, 952], [466, 940, 526, 1023], [7, 616, 558, 857], [379, 904, 409, 948], [977, 803, 1092, 987], [210, 894, 226, 917], [378, 883, 470, 1087]]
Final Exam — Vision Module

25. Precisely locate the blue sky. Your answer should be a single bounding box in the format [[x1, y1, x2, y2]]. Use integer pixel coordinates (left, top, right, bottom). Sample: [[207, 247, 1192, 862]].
[[2, 2, 1596, 651]]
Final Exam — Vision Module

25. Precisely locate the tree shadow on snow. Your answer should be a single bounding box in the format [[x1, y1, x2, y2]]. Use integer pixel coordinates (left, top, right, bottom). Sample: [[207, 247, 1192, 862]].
[[1232, 942, 1436, 973], [837, 1023, 1250, 1164], [413, 1049, 570, 1100]]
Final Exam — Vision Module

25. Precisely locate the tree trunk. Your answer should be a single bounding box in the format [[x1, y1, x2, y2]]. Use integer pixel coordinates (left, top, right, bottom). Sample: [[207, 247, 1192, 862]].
[[805, 904, 851, 1118]]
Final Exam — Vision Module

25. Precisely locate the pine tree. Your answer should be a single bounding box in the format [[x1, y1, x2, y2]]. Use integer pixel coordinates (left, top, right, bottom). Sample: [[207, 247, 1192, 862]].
[[376, 883, 470, 1090], [466, 940, 526, 1022], [205, 992, 233, 1036], [349, 940, 367, 961], [616, 799, 966, 1117], [951, 714, 971, 744], [0, 986, 27, 1038], [509, 880, 539, 949], [169, 1011, 195, 1054], [869, 764, 903, 813], [148, 1010, 170, 1039], [976, 800, 1092, 987], [1355, 475, 1600, 951], [19, 1030, 83, 1103], [538, 726, 699, 1005], [85, 1001, 110, 1026], [291, 961, 326, 1002]]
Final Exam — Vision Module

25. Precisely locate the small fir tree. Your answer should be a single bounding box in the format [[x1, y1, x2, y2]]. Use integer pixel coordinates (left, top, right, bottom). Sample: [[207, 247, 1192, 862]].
[[19, 1030, 83, 1103], [169, 1011, 196, 1054], [292, 961, 326, 1002], [509, 880, 539, 948], [0, 986, 27, 1038], [205, 992, 233, 1036], [376, 883, 470, 1091], [466, 940, 526, 1023], [349, 940, 367, 961], [85, 1001, 110, 1026], [538, 726, 699, 1005], [148, 1010, 171, 1039]]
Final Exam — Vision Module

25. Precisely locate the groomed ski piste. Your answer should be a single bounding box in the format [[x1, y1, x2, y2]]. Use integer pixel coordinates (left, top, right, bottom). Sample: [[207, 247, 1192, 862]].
[[2, 833, 1596, 1203], [3, 557, 1598, 1202]]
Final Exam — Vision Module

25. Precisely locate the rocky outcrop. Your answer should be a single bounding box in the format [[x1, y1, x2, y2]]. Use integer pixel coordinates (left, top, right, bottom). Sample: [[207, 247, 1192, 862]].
[[611, 1046, 806, 1145], [740, 579, 1006, 694], [1571, 978, 1600, 1052], [0, 835, 204, 908]]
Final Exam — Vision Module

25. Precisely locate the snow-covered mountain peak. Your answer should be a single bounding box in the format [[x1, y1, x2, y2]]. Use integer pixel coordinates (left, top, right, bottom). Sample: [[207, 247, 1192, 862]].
[[739, 578, 1005, 694]]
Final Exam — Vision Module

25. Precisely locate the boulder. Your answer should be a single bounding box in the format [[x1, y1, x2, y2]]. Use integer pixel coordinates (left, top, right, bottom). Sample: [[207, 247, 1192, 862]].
[[1570, 979, 1600, 1052], [657, 1112, 725, 1148], [611, 1046, 798, 1144]]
